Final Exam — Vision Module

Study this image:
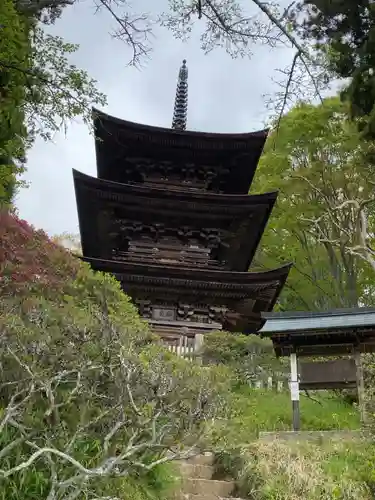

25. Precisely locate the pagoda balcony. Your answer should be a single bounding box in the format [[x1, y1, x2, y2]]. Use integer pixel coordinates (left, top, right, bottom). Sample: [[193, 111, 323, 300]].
[[92, 108, 268, 194], [111, 242, 224, 269], [73, 169, 278, 272]]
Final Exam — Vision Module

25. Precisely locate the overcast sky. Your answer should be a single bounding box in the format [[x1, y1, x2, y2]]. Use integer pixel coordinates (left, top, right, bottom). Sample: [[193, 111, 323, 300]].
[[16, 0, 296, 236]]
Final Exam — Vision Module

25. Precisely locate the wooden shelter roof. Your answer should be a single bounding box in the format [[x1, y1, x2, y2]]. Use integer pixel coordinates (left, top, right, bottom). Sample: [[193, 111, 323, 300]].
[[259, 308, 375, 356], [80, 256, 292, 333], [73, 169, 278, 271], [93, 108, 268, 194]]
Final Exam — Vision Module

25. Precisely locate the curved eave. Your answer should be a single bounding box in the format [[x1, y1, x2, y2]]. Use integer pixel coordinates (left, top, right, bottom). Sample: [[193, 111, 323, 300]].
[[80, 255, 292, 283], [73, 169, 278, 270], [92, 108, 268, 194], [93, 107, 268, 148], [80, 256, 291, 328], [267, 329, 375, 357], [73, 169, 278, 206], [260, 309, 375, 356]]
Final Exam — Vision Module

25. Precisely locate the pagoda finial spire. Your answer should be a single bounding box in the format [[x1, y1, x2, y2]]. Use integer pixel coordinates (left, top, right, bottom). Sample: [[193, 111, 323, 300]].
[[172, 59, 188, 131]]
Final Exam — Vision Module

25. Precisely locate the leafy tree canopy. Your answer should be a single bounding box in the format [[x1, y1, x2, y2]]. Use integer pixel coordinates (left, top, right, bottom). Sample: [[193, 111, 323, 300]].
[[252, 96, 375, 310], [0, 0, 107, 206], [294, 0, 375, 139], [0, 0, 30, 205]]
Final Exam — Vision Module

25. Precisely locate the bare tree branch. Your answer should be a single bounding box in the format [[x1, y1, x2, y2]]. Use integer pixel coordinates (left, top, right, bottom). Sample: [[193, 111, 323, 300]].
[[295, 175, 375, 272], [93, 0, 153, 67], [0, 312, 227, 500]]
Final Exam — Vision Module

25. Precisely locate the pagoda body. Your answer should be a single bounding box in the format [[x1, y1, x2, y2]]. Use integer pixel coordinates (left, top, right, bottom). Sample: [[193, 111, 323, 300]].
[[73, 60, 291, 342]]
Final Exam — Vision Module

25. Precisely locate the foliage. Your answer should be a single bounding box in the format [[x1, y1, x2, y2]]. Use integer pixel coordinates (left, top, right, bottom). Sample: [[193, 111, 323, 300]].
[[0, 1, 106, 205], [0, 211, 228, 499], [210, 384, 363, 499], [208, 385, 360, 447], [0, 0, 30, 205], [52, 232, 82, 254], [15, 0, 73, 23], [0, 23, 107, 144], [214, 438, 374, 500], [294, 0, 375, 140], [203, 331, 287, 386], [251, 96, 375, 310], [0, 210, 80, 296], [361, 354, 375, 434], [24, 27, 107, 141], [0, 209, 147, 334]]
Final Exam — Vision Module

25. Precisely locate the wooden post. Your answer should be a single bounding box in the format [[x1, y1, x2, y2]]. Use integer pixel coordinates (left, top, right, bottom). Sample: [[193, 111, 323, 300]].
[[290, 351, 300, 431], [195, 333, 204, 365], [354, 349, 366, 426], [178, 335, 183, 356]]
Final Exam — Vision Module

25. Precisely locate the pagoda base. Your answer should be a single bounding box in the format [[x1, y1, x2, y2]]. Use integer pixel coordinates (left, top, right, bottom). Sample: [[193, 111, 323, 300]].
[[149, 319, 222, 341], [149, 320, 213, 360]]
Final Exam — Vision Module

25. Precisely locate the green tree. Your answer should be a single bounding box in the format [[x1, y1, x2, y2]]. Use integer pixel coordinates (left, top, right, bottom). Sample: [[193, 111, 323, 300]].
[[203, 330, 287, 386], [294, 0, 375, 140], [251, 97, 375, 310], [0, 0, 30, 205], [24, 27, 107, 141], [0, 1, 106, 205], [52, 232, 82, 254]]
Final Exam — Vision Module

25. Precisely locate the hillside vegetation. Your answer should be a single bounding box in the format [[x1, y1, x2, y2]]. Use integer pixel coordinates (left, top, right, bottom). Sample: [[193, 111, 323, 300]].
[[203, 331, 371, 500], [214, 438, 374, 500], [0, 210, 372, 500], [0, 210, 228, 500], [209, 386, 360, 447]]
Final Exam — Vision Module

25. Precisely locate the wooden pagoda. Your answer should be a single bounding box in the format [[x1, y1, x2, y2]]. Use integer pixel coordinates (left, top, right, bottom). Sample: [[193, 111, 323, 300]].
[[73, 60, 291, 342]]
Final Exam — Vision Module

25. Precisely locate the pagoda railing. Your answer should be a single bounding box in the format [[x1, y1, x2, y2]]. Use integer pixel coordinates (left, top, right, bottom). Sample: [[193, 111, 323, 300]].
[[164, 334, 204, 362]]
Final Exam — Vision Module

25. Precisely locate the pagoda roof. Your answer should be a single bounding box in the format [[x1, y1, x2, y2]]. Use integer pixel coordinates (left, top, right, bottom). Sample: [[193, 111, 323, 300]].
[[93, 108, 268, 194], [80, 256, 292, 333], [73, 169, 278, 271], [259, 308, 375, 356]]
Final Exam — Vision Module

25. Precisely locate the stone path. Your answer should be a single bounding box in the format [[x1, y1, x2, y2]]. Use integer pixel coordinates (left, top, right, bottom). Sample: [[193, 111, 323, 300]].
[[176, 452, 244, 500]]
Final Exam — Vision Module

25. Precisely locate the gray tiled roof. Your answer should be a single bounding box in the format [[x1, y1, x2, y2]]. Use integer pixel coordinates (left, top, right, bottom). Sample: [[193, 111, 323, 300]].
[[259, 308, 375, 333]]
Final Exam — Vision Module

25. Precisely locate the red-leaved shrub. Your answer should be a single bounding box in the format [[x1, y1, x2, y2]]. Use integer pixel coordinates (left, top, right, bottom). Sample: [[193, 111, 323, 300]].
[[0, 209, 80, 295]]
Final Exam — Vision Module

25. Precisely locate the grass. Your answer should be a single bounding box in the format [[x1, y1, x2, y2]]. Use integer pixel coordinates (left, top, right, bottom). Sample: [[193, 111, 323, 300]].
[[209, 385, 360, 447], [223, 438, 375, 500], [118, 464, 179, 500], [209, 384, 370, 499]]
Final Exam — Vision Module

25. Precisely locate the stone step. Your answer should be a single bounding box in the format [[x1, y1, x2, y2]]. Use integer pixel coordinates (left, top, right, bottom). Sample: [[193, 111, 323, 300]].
[[182, 478, 235, 497], [179, 463, 214, 479], [179, 495, 220, 500], [187, 452, 215, 466], [179, 496, 245, 500]]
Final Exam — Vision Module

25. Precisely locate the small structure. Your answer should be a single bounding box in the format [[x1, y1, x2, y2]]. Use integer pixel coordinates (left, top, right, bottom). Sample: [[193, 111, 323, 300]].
[[73, 60, 291, 344], [260, 308, 375, 430], [260, 308, 375, 356]]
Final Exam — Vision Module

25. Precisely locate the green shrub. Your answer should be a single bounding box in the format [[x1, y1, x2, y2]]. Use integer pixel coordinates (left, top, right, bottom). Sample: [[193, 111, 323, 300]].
[[0, 213, 228, 499], [203, 330, 288, 386]]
